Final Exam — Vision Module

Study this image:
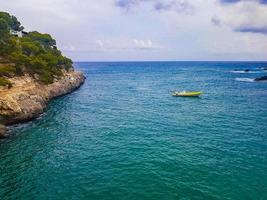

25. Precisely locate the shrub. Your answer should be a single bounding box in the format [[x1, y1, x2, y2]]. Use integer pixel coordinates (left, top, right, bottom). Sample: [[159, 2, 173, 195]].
[[27, 31, 56, 47], [38, 70, 54, 84], [0, 18, 9, 38], [0, 77, 12, 88], [0, 65, 16, 77]]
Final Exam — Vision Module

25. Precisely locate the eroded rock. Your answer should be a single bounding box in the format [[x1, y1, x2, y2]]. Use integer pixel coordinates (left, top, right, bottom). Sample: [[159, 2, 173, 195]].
[[0, 71, 85, 125]]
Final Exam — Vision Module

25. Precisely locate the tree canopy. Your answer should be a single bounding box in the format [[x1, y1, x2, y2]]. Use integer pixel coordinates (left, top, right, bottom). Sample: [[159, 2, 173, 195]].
[[0, 12, 23, 31]]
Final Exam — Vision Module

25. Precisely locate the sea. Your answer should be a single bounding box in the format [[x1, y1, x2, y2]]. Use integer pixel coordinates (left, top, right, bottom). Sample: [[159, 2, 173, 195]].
[[1, 61, 267, 200]]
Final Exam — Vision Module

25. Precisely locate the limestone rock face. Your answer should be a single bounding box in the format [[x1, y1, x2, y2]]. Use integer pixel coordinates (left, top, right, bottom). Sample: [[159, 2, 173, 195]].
[[0, 71, 85, 125]]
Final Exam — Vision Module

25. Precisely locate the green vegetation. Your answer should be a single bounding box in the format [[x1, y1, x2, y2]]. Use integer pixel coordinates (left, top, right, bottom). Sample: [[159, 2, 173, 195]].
[[0, 77, 12, 88], [0, 65, 16, 77], [0, 11, 73, 86], [0, 12, 23, 31]]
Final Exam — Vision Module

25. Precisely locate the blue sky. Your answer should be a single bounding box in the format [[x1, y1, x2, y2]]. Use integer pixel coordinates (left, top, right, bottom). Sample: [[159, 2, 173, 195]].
[[1, 0, 267, 61]]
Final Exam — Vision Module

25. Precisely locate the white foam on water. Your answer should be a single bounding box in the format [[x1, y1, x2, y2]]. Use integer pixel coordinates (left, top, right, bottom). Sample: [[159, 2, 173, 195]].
[[235, 78, 255, 82], [230, 70, 264, 74], [137, 87, 150, 91]]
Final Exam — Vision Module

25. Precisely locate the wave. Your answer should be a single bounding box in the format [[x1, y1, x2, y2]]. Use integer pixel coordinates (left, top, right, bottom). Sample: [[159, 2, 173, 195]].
[[230, 70, 264, 74], [235, 78, 255, 82], [137, 87, 150, 91]]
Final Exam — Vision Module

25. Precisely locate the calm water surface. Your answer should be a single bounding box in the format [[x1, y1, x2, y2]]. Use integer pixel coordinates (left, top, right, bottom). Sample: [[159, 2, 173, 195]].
[[1, 62, 267, 200]]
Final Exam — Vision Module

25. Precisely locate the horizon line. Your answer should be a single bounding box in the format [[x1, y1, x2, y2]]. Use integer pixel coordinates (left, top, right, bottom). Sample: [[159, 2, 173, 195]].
[[73, 60, 267, 63]]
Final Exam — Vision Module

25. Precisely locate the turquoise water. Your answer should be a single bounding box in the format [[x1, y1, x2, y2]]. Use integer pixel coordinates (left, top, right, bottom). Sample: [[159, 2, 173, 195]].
[[1, 62, 267, 200]]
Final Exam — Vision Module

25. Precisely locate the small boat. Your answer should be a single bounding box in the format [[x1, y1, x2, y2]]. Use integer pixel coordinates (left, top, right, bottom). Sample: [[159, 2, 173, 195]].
[[172, 91, 202, 97]]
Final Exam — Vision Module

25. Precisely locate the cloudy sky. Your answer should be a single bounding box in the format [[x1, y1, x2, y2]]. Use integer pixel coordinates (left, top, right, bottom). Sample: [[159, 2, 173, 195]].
[[1, 0, 267, 61]]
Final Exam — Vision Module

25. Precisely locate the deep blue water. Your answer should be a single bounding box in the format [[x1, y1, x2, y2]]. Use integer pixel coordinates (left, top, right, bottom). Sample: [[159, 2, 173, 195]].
[[1, 62, 267, 200]]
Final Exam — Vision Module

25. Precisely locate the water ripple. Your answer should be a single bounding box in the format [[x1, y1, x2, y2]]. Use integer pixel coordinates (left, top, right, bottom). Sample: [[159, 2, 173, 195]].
[[1, 62, 267, 200]]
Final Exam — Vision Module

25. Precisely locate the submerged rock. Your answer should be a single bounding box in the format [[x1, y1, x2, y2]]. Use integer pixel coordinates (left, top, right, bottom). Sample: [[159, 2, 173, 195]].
[[233, 69, 250, 72], [0, 124, 7, 138], [254, 76, 267, 82]]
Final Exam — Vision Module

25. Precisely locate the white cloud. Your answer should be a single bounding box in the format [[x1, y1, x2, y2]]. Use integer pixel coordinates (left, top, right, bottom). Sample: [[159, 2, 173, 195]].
[[96, 40, 105, 48], [133, 39, 154, 49], [215, 1, 267, 34], [93, 38, 161, 50]]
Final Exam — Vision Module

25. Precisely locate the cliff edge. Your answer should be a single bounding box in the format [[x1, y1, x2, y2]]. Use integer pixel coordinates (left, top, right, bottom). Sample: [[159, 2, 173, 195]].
[[0, 71, 85, 137]]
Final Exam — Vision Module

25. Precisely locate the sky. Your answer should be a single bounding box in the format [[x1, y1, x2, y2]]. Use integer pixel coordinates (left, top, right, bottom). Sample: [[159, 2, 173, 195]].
[[1, 0, 267, 61]]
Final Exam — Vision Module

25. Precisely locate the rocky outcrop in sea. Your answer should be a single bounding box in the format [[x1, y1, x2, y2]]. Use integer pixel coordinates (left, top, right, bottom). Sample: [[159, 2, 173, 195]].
[[254, 76, 267, 82]]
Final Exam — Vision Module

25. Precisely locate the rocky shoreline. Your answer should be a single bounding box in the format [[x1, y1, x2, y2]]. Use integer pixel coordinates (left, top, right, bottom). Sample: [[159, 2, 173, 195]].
[[0, 71, 85, 138]]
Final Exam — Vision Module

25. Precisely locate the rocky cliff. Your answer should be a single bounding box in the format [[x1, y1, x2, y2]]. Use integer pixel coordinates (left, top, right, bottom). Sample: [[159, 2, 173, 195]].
[[0, 71, 85, 138]]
